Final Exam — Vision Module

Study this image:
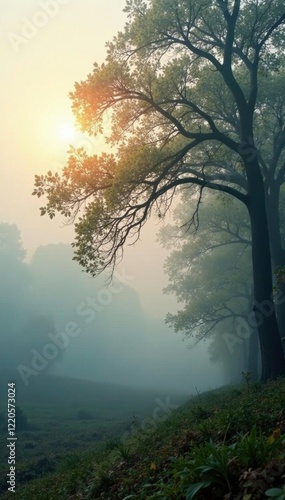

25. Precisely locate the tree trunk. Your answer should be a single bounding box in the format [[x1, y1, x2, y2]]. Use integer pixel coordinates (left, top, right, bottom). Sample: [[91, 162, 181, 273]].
[[266, 183, 285, 345], [247, 327, 259, 380], [247, 161, 285, 380], [244, 287, 260, 379]]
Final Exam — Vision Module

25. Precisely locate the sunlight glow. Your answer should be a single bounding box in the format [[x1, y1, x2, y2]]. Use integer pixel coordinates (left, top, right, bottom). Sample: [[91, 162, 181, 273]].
[[59, 123, 76, 141]]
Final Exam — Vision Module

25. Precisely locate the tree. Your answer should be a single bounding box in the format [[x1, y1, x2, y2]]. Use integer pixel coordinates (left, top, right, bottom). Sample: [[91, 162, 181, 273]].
[[0, 223, 63, 376], [0, 223, 30, 372], [0, 222, 26, 261], [159, 192, 260, 382], [34, 0, 285, 380], [250, 71, 285, 337]]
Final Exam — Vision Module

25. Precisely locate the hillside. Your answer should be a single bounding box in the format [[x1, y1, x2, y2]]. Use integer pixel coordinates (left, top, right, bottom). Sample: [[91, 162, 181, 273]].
[[0, 373, 186, 496], [1, 377, 285, 499]]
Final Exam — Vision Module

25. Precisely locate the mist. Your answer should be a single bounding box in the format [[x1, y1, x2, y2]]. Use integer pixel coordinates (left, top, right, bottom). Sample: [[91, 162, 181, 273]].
[[1, 1, 225, 399], [0, 224, 223, 396]]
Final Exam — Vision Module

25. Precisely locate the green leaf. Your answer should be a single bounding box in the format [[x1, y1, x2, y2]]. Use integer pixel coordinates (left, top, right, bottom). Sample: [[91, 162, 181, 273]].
[[265, 488, 285, 498], [186, 481, 212, 499]]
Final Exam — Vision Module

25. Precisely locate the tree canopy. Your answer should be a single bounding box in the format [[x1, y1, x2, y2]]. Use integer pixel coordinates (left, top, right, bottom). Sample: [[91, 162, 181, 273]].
[[34, 0, 284, 273], [159, 191, 259, 381], [34, 0, 285, 380], [160, 193, 251, 341]]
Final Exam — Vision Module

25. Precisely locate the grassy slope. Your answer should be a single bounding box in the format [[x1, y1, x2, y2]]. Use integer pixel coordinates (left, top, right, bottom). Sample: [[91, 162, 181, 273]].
[[0, 373, 186, 497], [2, 377, 285, 499]]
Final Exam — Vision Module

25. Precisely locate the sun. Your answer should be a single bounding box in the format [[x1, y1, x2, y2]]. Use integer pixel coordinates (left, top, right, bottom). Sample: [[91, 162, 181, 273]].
[[59, 123, 76, 141]]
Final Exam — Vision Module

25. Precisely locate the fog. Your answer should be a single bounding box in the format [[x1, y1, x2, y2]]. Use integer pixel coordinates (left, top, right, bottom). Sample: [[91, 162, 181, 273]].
[[0, 224, 223, 396], [0, 1, 224, 403]]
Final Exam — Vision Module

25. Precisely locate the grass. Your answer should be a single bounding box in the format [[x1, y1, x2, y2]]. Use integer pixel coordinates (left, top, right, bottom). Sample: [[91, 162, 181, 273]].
[[0, 373, 186, 496], [1, 377, 285, 498]]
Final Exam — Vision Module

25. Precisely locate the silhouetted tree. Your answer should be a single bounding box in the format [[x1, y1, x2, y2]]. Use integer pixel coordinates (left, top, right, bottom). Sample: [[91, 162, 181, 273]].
[[34, 1, 285, 379]]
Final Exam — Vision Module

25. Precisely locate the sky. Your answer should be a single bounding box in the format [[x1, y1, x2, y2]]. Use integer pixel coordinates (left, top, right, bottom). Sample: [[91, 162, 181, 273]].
[[0, 0, 224, 392], [0, 0, 178, 319]]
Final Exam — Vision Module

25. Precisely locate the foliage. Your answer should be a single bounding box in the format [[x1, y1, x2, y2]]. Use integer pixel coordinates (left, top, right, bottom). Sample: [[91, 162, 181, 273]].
[[241, 371, 253, 386], [0, 374, 171, 496], [144, 425, 285, 499], [104, 437, 133, 460], [59, 453, 81, 471], [159, 191, 255, 381], [160, 193, 252, 338], [33, 0, 285, 275], [0, 222, 26, 260], [234, 425, 284, 469], [33, 0, 285, 380], [3, 378, 285, 499], [275, 266, 285, 286], [265, 480, 285, 499], [0, 225, 65, 374]]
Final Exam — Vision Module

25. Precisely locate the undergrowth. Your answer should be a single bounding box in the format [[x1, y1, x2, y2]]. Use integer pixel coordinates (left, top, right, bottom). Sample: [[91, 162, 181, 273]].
[[3, 377, 285, 499]]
